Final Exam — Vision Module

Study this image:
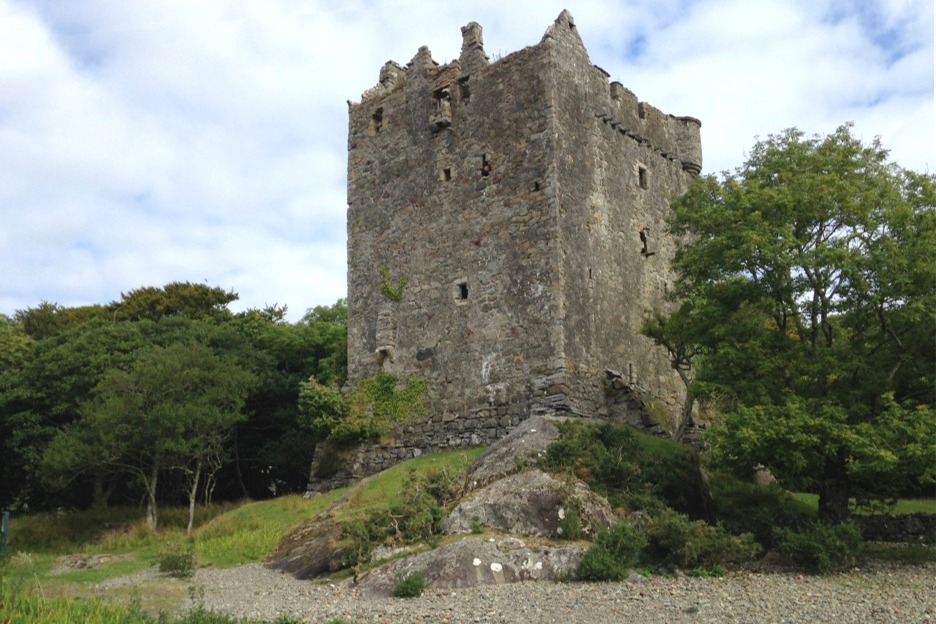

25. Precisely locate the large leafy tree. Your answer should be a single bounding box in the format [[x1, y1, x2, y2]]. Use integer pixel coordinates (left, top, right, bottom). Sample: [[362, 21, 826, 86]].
[[652, 124, 935, 522], [42, 342, 255, 529]]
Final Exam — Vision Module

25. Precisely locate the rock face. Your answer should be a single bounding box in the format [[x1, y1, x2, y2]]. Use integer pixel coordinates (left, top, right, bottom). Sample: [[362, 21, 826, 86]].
[[459, 415, 569, 493], [446, 469, 615, 538], [349, 536, 584, 596], [266, 520, 347, 580]]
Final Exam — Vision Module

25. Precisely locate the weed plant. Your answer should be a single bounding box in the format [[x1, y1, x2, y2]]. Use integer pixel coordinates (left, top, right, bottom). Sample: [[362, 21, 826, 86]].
[[393, 571, 426, 598]]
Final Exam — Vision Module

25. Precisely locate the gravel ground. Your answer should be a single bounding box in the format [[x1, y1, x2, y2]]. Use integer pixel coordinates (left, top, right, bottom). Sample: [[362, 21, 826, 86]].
[[187, 562, 935, 624]]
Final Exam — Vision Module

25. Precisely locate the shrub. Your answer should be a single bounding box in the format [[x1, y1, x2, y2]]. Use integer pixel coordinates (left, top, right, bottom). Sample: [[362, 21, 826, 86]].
[[773, 521, 864, 573], [557, 507, 582, 540], [393, 571, 426, 598], [642, 510, 760, 570], [156, 542, 196, 578], [577, 543, 630, 581], [710, 476, 814, 547], [540, 421, 714, 520], [577, 521, 647, 581]]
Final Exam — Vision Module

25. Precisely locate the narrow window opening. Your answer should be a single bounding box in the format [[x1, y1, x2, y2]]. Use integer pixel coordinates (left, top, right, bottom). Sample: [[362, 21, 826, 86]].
[[588, 268, 593, 280], [371, 107, 384, 133], [481, 153, 491, 177], [458, 76, 470, 102], [640, 229, 656, 257], [638, 102, 647, 119], [638, 165, 648, 189], [459, 282, 469, 300], [628, 363, 635, 385], [532, 181, 540, 191], [443, 167, 452, 181]]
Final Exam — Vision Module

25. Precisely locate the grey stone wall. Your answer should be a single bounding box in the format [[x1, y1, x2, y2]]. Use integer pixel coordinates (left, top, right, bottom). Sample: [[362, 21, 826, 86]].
[[340, 10, 702, 481]]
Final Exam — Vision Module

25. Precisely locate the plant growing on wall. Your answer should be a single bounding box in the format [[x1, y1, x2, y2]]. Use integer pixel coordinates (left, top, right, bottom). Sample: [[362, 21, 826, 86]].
[[380, 268, 407, 302], [299, 370, 427, 447]]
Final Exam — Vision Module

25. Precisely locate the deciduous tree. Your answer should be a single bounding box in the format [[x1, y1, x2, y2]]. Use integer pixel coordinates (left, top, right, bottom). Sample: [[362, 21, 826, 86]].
[[652, 124, 935, 522]]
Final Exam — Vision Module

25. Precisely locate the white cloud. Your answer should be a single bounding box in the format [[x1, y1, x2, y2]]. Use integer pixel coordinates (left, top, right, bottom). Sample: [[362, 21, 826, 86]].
[[0, 0, 931, 320]]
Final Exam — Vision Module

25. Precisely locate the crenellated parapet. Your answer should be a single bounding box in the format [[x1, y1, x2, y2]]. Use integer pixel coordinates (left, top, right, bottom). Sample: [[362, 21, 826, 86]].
[[600, 83, 702, 175]]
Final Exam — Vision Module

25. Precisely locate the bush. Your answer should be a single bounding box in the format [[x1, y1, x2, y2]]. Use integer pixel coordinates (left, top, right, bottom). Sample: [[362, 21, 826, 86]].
[[710, 476, 814, 548], [773, 521, 864, 573], [540, 421, 714, 520], [577, 521, 646, 581], [156, 542, 196, 578], [393, 571, 425, 598], [642, 510, 760, 570]]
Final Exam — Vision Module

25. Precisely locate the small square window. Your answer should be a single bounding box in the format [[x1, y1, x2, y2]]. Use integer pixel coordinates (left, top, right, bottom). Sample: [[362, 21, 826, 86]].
[[443, 167, 452, 181]]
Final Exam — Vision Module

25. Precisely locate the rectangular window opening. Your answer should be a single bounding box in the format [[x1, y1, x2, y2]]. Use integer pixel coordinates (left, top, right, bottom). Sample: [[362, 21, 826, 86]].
[[481, 153, 491, 177], [588, 268, 593, 280], [443, 167, 452, 181], [638, 165, 648, 189], [459, 282, 469, 300], [371, 107, 383, 133]]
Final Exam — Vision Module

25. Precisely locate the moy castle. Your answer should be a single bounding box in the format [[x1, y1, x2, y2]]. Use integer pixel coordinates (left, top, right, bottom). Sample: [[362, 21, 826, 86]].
[[340, 10, 702, 477]]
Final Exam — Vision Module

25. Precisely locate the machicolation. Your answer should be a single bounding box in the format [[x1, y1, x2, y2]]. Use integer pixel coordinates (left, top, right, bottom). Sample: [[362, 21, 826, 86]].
[[322, 10, 702, 487]]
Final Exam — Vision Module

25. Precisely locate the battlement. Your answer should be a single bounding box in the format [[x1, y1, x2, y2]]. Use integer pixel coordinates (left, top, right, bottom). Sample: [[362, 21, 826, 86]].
[[341, 11, 703, 483], [350, 11, 701, 178]]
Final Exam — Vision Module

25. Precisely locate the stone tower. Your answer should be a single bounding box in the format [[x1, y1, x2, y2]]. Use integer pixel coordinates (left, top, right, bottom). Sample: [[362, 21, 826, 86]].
[[345, 11, 702, 469]]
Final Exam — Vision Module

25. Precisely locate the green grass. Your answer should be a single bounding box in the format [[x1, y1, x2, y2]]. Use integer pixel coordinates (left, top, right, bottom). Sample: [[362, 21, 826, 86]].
[[0, 447, 489, 623], [338, 447, 485, 519], [791, 493, 936, 515]]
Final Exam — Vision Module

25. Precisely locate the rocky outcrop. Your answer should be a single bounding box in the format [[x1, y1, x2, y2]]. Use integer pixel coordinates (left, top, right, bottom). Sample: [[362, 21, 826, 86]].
[[265, 520, 348, 579], [446, 469, 615, 538], [458, 415, 570, 494], [349, 536, 584, 596]]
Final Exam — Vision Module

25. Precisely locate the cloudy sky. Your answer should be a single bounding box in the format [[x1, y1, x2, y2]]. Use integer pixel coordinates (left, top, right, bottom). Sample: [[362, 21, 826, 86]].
[[1, 0, 932, 320]]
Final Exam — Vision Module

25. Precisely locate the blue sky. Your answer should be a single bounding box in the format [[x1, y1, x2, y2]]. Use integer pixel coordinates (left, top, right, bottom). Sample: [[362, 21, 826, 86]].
[[1, 0, 932, 320]]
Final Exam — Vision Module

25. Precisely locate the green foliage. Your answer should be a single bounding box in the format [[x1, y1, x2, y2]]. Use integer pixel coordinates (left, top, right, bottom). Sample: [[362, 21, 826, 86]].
[[393, 571, 425, 598], [299, 371, 427, 449], [773, 521, 864, 573], [156, 543, 196, 578], [557, 507, 582, 540], [380, 268, 407, 302], [640, 509, 761, 570], [710, 477, 814, 548], [653, 124, 936, 522], [540, 420, 712, 520], [577, 521, 646, 581], [337, 466, 458, 570], [111, 282, 238, 322], [41, 342, 255, 529]]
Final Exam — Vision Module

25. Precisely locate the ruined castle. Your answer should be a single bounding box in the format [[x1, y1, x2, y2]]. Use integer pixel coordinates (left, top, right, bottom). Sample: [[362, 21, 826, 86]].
[[344, 11, 702, 473]]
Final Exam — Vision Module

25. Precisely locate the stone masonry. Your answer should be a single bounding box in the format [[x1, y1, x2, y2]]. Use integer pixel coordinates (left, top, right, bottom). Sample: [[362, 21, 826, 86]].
[[341, 10, 702, 479]]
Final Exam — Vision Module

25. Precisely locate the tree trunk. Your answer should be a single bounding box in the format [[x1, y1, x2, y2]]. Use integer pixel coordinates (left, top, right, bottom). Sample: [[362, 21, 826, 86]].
[[187, 460, 202, 535], [817, 454, 850, 524], [91, 473, 110, 509], [233, 429, 249, 498], [145, 464, 159, 530]]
